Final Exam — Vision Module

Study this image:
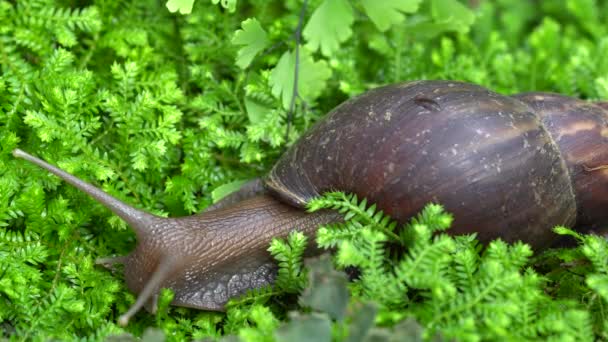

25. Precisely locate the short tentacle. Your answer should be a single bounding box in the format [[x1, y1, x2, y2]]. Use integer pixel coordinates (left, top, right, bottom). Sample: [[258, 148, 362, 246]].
[[118, 255, 180, 326]]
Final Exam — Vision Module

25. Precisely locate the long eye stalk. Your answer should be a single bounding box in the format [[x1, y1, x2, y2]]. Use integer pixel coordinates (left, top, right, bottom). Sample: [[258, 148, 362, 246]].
[[12, 149, 157, 238]]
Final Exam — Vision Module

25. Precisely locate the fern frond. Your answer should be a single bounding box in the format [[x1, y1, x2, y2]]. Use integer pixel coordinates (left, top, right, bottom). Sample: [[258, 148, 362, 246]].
[[396, 234, 456, 291], [307, 192, 399, 242], [356, 229, 405, 307], [316, 223, 361, 249], [400, 203, 453, 245], [268, 230, 308, 293], [447, 237, 480, 289], [581, 235, 608, 274], [224, 285, 277, 310]]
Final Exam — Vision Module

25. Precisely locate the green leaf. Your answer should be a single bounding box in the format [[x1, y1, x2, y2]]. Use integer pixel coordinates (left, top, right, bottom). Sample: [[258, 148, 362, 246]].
[[303, 0, 354, 57], [142, 328, 166, 342], [586, 274, 608, 301], [166, 0, 195, 14], [596, 77, 608, 99], [345, 302, 378, 342], [385, 318, 425, 341], [361, 0, 422, 32], [244, 97, 272, 123], [553, 226, 582, 240], [275, 312, 332, 342], [269, 49, 332, 109], [430, 0, 476, 33], [212, 0, 237, 12], [299, 255, 349, 321], [211, 179, 249, 203], [232, 18, 269, 69]]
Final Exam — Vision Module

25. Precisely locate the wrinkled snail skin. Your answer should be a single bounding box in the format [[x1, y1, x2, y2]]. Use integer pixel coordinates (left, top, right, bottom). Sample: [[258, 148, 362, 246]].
[[12, 80, 608, 325], [122, 194, 338, 312]]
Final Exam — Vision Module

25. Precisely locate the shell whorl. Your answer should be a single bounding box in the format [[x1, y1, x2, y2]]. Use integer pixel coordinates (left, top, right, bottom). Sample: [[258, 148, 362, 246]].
[[514, 93, 608, 232]]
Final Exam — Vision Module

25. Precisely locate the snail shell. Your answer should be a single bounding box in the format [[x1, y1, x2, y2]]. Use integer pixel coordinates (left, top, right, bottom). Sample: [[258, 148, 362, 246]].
[[267, 80, 608, 248]]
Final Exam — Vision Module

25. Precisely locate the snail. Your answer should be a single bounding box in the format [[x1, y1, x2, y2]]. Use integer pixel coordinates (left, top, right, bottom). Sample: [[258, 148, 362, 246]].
[[12, 80, 608, 325]]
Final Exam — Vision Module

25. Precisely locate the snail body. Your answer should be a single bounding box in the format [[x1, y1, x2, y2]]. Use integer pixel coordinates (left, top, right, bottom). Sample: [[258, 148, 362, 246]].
[[13, 80, 608, 325]]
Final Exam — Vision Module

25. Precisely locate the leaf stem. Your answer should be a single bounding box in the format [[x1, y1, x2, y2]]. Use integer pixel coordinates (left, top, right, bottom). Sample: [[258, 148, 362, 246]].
[[284, 0, 308, 145]]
